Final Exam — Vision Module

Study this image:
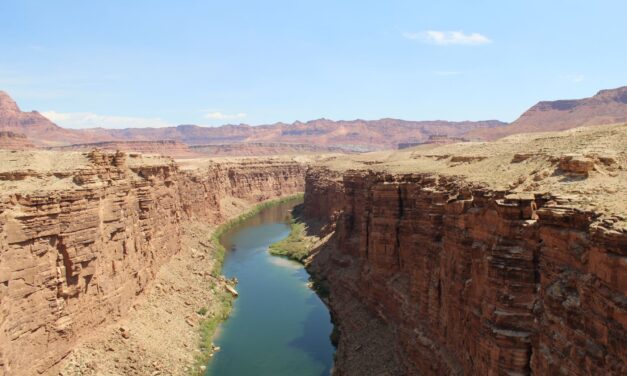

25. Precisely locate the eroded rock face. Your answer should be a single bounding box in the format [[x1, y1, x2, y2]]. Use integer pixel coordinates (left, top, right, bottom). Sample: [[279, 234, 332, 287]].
[[306, 168, 626, 375], [558, 154, 597, 176], [0, 151, 306, 375], [0, 151, 181, 374], [0, 132, 34, 150], [178, 159, 306, 223], [304, 167, 345, 230]]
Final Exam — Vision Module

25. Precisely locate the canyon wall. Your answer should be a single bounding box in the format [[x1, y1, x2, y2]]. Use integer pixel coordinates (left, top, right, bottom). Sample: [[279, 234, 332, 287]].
[[307, 168, 626, 375], [0, 151, 305, 375], [178, 159, 306, 224], [303, 167, 345, 231]]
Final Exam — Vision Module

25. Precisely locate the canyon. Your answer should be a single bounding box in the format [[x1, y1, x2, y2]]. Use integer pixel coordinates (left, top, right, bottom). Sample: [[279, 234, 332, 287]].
[[0, 89, 626, 376], [304, 123, 626, 375], [0, 150, 307, 375]]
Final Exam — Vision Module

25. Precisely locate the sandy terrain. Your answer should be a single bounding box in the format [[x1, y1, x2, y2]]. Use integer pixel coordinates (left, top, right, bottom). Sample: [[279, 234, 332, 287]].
[[319, 123, 627, 227], [0, 150, 174, 194]]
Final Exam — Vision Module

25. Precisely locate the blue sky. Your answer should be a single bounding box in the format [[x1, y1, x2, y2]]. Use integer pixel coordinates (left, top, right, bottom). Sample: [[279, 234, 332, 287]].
[[1, 0, 626, 128]]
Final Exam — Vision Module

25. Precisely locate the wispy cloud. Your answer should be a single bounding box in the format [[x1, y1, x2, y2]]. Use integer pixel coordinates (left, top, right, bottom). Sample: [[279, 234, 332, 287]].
[[434, 70, 461, 76], [41, 111, 171, 129], [204, 111, 247, 120], [403, 30, 492, 46]]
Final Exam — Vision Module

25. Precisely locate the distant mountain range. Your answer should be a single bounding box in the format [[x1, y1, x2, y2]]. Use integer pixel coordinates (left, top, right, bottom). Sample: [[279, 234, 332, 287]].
[[0, 91, 504, 150], [1, 86, 626, 152], [467, 86, 627, 140]]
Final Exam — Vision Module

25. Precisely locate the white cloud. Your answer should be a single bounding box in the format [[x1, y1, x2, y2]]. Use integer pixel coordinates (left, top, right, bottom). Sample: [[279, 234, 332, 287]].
[[403, 30, 492, 46], [41, 111, 172, 129], [434, 70, 461, 76], [204, 111, 247, 120]]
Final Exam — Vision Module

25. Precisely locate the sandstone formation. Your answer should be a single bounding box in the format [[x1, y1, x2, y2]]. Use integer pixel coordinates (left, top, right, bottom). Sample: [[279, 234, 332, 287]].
[[0, 150, 306, 375], [0, 132, 34, 150], [306, 124, 627, 375], [468, 86, 627, 140], [59, 220, 237, 375], [47, 140, 198, 158], [176, 157, 307, 223]]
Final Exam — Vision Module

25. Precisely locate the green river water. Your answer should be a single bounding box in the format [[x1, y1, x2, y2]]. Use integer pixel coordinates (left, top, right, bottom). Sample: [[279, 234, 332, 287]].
[[205, 199, 334, 376]]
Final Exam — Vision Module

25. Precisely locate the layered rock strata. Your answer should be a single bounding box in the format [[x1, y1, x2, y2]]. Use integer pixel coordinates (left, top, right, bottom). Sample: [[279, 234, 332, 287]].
[[0, 150, 306, 375], [0, 132, 34, 150], [306, 124, 626, 375]]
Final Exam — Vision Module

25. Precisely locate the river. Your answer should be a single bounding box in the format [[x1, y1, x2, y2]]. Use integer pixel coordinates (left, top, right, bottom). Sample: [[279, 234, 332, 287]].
[[205, 199, 334, 376]]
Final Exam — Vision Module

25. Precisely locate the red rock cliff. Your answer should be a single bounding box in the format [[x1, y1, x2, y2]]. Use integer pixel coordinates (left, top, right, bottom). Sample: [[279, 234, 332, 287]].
[[308, 170, 625, 375], [177, 158, 306, 223], [306, 125, 626, 375], [0, 151, 306, 375]]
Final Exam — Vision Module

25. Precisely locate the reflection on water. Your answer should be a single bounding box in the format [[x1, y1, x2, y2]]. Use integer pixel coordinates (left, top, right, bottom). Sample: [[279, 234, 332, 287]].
[[205, 199, 334, 376], [268, 256, 303, 269]]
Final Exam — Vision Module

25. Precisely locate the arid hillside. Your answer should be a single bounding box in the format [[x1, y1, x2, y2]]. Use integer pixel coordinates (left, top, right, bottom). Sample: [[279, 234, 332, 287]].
[[468, 86, 627, 140], [0, 92, 89, 147]]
